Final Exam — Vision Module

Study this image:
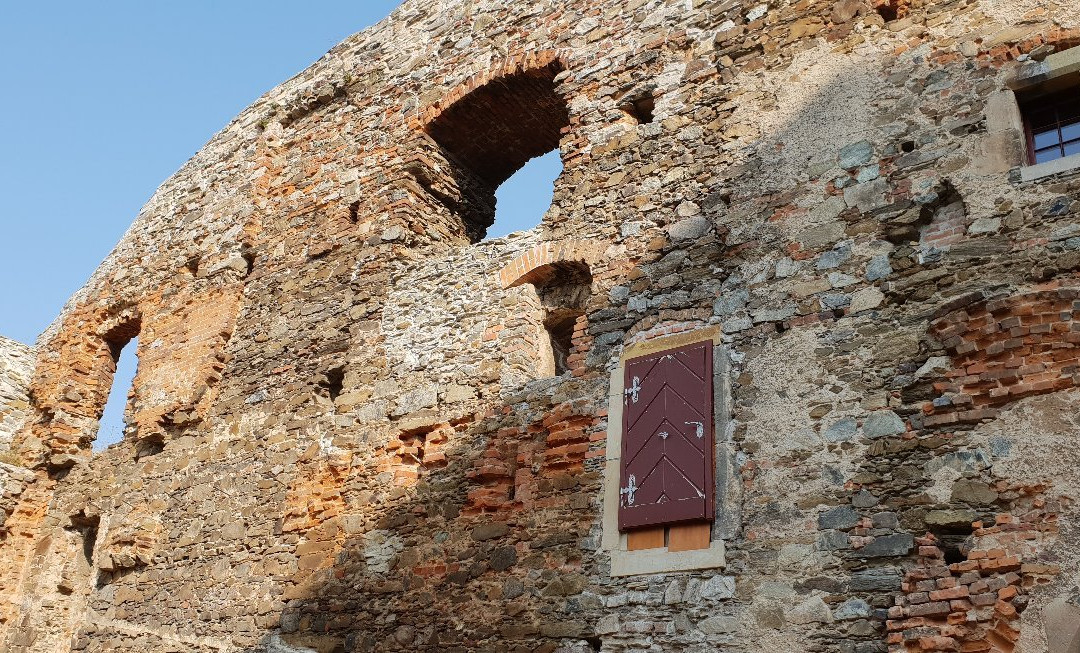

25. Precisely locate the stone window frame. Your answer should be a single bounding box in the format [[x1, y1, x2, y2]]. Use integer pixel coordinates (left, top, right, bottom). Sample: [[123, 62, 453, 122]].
[[600, 327, 740, 577], [1003, 45, 1080, 182]]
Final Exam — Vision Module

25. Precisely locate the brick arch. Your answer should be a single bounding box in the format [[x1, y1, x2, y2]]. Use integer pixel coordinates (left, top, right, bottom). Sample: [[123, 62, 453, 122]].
[[13, 279, 244, 468], [499, 240, 600, 289], [409, 51, 572, 241], [12, 302, 144, 468], [412, 51, 568, 131]]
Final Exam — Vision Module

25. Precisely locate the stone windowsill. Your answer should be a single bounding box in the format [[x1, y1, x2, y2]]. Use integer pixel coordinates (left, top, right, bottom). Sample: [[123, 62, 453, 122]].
[[610, 541, 726, 577], [1020, 153, 1080, 183]]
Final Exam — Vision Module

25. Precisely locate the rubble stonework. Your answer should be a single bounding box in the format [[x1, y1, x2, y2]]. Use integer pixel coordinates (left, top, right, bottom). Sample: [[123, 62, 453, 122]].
[[0, 336, 34, 454], [0, 336, 36, 542], [1, 1, 1080, 652]]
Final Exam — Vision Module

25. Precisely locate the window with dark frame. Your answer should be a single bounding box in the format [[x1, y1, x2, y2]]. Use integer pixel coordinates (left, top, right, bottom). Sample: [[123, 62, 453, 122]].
[[1022, 86, 1080, 165]]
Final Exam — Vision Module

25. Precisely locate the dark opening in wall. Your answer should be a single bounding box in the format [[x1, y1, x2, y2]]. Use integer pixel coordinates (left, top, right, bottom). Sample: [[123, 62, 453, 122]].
[[319, 365, 345, 405], [425, 60, 570, 242], [943, 541, 966, 565], [78, 518, 98, 567], [184, 256, 201, 276], [874, 0, 902, 21], [58, 512, 98, 594], [70, 511, 100, 565], [532, 264, 591, 378], [134, 434, 165, 460], [622, 94, 656, 125], [544, 311, 581, 376], [242, 249, 256, 276], [883, 178, 963, 245], [929, 520, 975, 565], [96, 322, 141, 451]]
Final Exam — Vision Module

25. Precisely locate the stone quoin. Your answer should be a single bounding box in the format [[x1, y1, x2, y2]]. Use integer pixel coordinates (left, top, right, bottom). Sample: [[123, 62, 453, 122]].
[[1, 1, 1080, 652]]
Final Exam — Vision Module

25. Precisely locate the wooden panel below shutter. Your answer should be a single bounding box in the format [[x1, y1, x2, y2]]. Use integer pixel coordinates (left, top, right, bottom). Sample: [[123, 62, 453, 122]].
[[626, 527, 665, 551], [668, 522, 711, 552], [618, 340, 715, 531]]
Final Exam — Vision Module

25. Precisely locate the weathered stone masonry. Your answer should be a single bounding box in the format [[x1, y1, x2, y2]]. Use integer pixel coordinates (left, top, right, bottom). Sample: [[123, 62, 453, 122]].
[[2, 1, 1080, 652], [0, 337, 34, 454], [0, 337, 35, 548]]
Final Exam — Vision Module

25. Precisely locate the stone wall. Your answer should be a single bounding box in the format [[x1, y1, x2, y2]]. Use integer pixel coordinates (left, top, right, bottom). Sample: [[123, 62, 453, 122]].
[[1, 0, 1080, 652], [0, 336, 34, 455], [0, 335, 35, 552]]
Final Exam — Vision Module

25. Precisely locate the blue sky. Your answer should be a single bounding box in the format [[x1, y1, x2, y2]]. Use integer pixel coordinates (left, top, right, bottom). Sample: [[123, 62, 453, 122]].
[[0, 1, 560, 447]]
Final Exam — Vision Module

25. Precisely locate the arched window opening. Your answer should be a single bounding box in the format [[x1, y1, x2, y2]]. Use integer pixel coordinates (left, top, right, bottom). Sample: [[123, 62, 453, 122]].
[[95, 328, 140, 451], [499, 243, 596, 380], [488, 149, 563, 240], [535, 265, 592, 378], [424, 59, 570, 243]]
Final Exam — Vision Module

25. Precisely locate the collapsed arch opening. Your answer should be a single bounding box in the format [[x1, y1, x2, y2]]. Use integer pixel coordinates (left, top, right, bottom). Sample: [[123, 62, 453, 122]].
[[424, 59, 570, 242], [489, 149, 563, 240]]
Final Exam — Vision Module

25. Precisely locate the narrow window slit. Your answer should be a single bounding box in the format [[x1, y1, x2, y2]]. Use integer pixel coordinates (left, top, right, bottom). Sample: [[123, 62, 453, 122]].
[[544, 311, 581, 376], [60, 511, 100, 595], [96, 321, 141, 451]]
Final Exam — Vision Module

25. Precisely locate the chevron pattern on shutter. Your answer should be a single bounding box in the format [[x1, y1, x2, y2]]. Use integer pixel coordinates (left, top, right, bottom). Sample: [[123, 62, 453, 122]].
[[618, 340, 714, 531]]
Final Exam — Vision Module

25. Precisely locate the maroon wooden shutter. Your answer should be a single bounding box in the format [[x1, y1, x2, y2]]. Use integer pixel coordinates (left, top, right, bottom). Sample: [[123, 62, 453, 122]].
[[619, 341, 714, 531]]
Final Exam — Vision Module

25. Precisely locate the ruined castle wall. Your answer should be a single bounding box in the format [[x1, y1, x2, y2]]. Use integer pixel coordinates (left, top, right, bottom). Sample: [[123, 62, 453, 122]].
[[2, 0, 1080, 652], [0, 336, 34, 454], [0, 335, 36, 556]]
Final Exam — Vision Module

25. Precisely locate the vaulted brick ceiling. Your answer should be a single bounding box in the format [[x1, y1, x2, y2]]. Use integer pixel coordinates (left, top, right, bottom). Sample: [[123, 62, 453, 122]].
[[426, 61, 569, 189]]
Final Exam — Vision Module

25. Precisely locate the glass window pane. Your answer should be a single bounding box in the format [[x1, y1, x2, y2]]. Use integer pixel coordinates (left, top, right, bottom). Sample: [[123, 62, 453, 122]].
[[1035, 147, 1063, 164], [1061, 120, 1080, 142], [1065, 140, 1080, 158], [1033, 128, 1061, 150]]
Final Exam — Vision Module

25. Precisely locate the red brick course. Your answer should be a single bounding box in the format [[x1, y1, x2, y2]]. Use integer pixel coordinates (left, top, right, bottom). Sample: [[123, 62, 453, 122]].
[[926, 288, 1080, 424], [888, 485, 1062, 652]]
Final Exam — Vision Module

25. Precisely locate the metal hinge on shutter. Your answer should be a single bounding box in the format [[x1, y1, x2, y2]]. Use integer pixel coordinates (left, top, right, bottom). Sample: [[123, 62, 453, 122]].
[[619, 474, 638, 505]]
